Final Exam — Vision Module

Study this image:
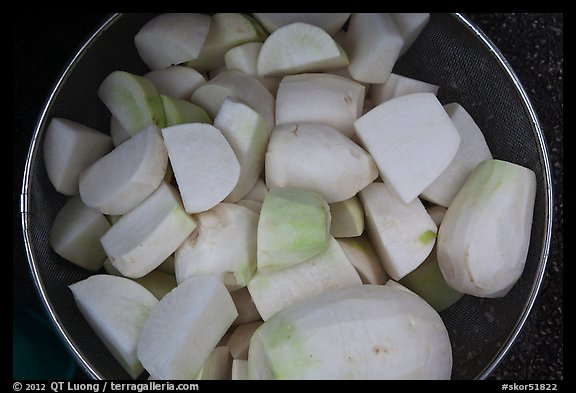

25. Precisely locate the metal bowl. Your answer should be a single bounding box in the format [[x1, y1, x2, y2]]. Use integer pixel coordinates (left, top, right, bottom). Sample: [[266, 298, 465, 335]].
[[20, 13, 553, 380]]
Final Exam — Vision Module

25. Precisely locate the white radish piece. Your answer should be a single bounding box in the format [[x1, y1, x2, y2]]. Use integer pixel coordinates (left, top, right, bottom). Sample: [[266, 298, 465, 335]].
[[248, 236, 362, 321], [329, 196, 364, 238], [369, 73, 439, 105], [248, 282, 452, 379], [175, 203, 258, 290], [256, 22, 349, 77], [134, 13, 211, 70], [43, 118, 112, 196], [160, 95, 211, 126], [230, 287, 262, 326], [69, 275, 159, 379], [101, 182, 197, 279], [224, 42, 263, 74], [354, 93, 461, 204], [98, 71, 166, 136], [256, 187, 331, 274], [344, 13, 404, 83], [214, 97, 270, 202], [390, 13, 431, 57], [420, 103, 493, 207], [359, 182, 437, 281], [135, 270, 177, 300], [79, 125, 168, 215], [144, 66, 206, 100], [193, 346, 232, 380], [243, 178, 268, 202], [337, 235, 389, 285], [236, 199, 262, 214], [137, 275, 238, 380], [161, 123, 240, 214], [110, 116, 130, 147], [50, 196, 110, 271], [228, 321, 263, 360], [437, 159, 536, 298], [252, 13, 351, 36], [232, 359, 249, 380], [275, 73, 365, 138], [265, 122, 378, 203]]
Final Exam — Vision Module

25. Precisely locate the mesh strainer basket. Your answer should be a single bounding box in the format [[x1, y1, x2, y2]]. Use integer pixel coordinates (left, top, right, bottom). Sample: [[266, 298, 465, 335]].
[[20, 13, 553, 380]]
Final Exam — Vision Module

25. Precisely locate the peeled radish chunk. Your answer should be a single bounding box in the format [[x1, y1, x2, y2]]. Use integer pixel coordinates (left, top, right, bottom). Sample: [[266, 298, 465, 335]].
[[135, 270, 177, 300], [137, 276, 238, 380], [134, 13, 211, 70], [437, 159, 536, 298], [175, 203, 258, 290], [69, 275, 159, 379], [160, 95, 211, 126], [369, 73, 439, 105], [237, 199, 262, 214], [225, 42, 263, 74], [329, 196, 364, 238], [354, 93, 461, 204], [193, 346, 232, 380], [144, 66, 206, 100], [337, 235, 389, 285], [256, 187, 331, 274], [98, 71, 166, 136], [248, 282, 452, 379], [110, 116, 131, 147], [253, 13, 351, 36], [257, 22, 349, 77], [265, 123, 378, 203], [232, 359, 249, 380], [228, 321, 263, 360], [420, 103, 493, 207], [162, 123, 240, 214], [359, 182, 437, 281], [43, 118, 112, 196], [50, 196, 110, 271], [185, 13, 267, 72], [275, 73, 365, 138], [345, 13, 404, 83], [79, 125, 168, 215], [214, 97, 270, 202], [390, 13, 430, 57], [248, 236, 362, 320], [101, 182, 197, 279]]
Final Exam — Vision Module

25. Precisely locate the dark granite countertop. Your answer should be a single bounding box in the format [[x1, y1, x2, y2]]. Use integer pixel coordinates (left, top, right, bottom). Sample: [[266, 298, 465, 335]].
[[13, 13, 562, 380]]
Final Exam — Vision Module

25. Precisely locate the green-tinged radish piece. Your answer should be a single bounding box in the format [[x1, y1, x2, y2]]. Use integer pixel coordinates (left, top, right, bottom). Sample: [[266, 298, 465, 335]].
[[160, 95, 211, 126], [50, 196, 110, 271], [110, 116, 131, 147], [134, 13, 211, 70], [256, 187, 331, 274], [354, 93, 461, 204], [359, 182, 437, 281], [79, 125, 168, 215], [390, 13, 430, 57], [190, 71, 276, 132], [135, 270, 177, 300], [437, 159, 536, 298], [214, 97, 270, 202], [337, 235, 389, 285], [193, 346, 232, 380], [156, 254, 175, 275], [329, 196, 364, 238], [344, 13, 404, 83], [230, 287, 262, 325], [175, 203, 258, 290], [265, 123, 378, 203], [228, 321, 263, 360], [399, 246, 463, 312], [144, 66, 207, 100], [248, 282, 452, 379], [103, 258, 122, 276], [185, 13, 267, 72], [257, 22, 349, 77], [252, 13, 351, 36], [370, 73, 439, 105], [426, 205, 447, 227], [137, 275, 238, 380], [101, 182, 197, 279], [243, 178, 268, 202], [248, 236, 362, 321], [43, 118, 112, 196], [69, 275, 159, 379], [98, 71, 166, 136], [420, 103, 493, 207], [237, 199, 262, 214], [162, 123, 240, 214], [232, 359, 249, 380], [275, 73, 365, 138]]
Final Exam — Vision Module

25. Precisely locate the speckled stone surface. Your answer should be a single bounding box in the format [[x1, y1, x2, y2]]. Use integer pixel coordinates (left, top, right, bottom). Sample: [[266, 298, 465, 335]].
[[13, 13, 562, 380]]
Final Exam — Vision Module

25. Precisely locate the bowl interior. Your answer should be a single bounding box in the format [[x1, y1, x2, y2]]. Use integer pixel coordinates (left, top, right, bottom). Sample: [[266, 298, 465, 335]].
[[22, 13, 552, 380]]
